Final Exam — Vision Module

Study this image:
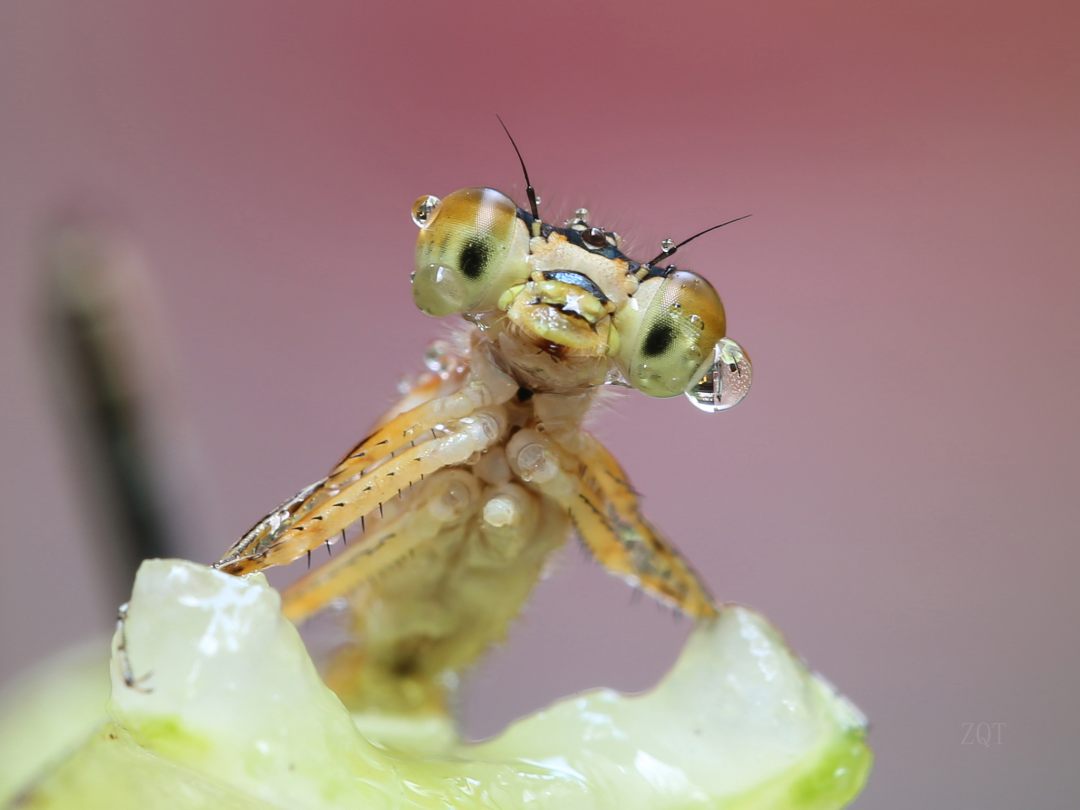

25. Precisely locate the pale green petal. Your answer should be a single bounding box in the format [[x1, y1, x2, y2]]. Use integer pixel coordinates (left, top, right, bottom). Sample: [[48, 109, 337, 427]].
[[1, 560, 870, 809], [0, 641, 110, 803]]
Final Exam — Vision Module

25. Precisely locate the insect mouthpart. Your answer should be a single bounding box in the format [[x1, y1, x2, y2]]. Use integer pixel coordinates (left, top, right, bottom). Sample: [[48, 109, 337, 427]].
[[539, 270, 610, 306], [501, 271, 617, 356]]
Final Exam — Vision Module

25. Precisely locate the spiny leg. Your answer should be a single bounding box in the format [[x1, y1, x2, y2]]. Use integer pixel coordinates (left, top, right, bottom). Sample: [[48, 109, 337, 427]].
[[281, 469, 482, 624], [506, 428, 718, 619], [216, 409, 507, 574], [325, 357, 514, 485], [215, 344, 517, 574]]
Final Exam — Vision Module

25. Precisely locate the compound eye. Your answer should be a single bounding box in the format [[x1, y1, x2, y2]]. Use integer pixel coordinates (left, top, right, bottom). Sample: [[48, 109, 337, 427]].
[[625, 270, 727, 398], [412, 187, 527, 318]]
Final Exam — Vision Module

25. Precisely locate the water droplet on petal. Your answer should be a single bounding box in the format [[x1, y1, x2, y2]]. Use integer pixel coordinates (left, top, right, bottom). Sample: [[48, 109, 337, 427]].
[[685, 337, 752, 413]]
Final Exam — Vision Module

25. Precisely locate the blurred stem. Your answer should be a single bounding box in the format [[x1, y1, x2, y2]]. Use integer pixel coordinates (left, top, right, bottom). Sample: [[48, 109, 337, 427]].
[[43, 225, 177, 603]]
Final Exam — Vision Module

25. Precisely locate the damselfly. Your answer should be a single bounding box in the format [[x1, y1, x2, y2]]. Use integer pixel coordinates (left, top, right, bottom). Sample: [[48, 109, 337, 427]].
[[215, 132, 752, 715]]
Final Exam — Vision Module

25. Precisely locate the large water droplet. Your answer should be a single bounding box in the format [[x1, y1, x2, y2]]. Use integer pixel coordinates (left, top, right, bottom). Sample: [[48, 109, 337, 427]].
[[685, 337, 752, 413]]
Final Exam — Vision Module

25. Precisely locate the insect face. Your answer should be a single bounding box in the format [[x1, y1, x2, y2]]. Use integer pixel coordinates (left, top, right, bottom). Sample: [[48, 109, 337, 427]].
[[411, 188, 750, 410], [215, 147, 754, 717]]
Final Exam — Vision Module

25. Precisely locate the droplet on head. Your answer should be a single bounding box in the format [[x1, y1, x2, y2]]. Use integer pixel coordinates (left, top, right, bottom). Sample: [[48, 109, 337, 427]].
[[685, 337, 753, 413], [574, 207, 590, 221], [582, 227, 608, 249]]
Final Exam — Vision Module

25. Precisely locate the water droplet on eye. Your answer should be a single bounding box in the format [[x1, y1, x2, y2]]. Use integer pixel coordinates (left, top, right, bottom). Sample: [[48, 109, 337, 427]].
[[423, 340, 455, 376], [684, 337, 753, 413], [689, 313, 704, 330], [411, 195, 441, 227], [397, 376, 414, 394]]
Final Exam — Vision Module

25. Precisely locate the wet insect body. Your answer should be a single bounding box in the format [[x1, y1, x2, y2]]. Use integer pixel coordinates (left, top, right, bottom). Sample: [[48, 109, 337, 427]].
[[215, 173, 752, 715]]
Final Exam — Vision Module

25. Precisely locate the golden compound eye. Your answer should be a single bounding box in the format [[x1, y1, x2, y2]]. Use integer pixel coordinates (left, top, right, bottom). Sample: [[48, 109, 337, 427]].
[[411, 187, 529, 318], [617, 270, 727, 398], [411, 195, 442, 227]]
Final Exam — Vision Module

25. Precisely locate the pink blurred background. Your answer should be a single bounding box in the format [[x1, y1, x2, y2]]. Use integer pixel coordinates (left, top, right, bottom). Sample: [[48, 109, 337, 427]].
[[1, 1, 1078, 806]]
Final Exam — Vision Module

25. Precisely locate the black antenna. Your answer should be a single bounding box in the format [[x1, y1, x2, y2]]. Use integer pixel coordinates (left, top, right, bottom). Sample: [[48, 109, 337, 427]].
[[646, 214, 752, 266], [496, 115, 540, 220]]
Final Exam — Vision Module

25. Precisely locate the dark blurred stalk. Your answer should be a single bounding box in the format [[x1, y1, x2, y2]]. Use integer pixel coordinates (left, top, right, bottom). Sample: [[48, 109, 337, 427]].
[[42, 225, 180, 603]]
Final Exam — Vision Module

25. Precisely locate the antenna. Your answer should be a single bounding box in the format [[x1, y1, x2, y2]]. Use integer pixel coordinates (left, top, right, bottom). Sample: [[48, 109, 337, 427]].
[[646, 214, 752, 266], [496, 115, 540, 220]]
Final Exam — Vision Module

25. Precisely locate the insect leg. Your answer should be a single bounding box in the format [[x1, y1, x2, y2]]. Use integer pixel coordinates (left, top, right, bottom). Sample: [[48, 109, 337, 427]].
[[325, 343, 518, 484], [506, 428, 718, 619], [115, 602, 153, 693], [216, 409, 507, 574], [281, 469, 482, 624], [215, 344, 518, 574]]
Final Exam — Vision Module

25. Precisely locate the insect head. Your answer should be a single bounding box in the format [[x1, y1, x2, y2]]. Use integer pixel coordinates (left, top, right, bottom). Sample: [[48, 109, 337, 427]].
[[409, 178, 751, 413]]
